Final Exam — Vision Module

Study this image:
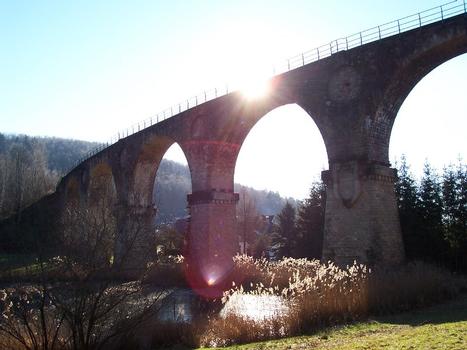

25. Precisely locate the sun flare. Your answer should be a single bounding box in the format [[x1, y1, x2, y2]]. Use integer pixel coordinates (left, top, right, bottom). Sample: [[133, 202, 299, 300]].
[[240, 77, 271, 99]]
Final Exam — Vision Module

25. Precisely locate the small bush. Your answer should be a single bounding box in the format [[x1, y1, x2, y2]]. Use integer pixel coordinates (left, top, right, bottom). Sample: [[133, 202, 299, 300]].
[[143, 255, 187, 287]]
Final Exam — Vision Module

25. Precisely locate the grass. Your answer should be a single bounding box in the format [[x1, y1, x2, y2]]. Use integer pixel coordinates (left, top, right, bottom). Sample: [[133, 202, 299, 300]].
[[198, 294, 467, 350]]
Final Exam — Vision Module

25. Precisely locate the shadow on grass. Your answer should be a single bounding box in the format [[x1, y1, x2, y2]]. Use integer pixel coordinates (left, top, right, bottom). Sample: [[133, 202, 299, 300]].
[[375, 293, 467, 326]]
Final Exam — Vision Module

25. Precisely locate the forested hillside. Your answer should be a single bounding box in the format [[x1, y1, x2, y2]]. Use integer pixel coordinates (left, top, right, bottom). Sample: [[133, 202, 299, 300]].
[[0, 133, 293, 222], [0, 133, 101, 174]]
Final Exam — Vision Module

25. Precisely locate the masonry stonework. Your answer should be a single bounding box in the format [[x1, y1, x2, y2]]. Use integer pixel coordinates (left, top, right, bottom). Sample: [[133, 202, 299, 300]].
[[51, 14, 467, 272]]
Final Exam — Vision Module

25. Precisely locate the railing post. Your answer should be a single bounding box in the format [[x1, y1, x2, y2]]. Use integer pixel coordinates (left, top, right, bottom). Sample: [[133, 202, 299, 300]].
[[378, 26, 381, 39], [336, 40, 339, 52], [360, 32, 363, 45], [204, 91, 207, 101], [186, 99, 189, 109], [178, 104, 181, 113], [345, 37, 348, 50], [215, 88, 217, 97], [440, 6, 444, 20], [287, 59, 290, 70], [329, 42, 332, 54], [301, 53, 305, 66], [418, 13, 421, 27], [464, 0, 466, 13], [317, 47, 320, 59], [397, 19, 400, 34], [195, 96, 198, 105], [171, 106, 173, 116]]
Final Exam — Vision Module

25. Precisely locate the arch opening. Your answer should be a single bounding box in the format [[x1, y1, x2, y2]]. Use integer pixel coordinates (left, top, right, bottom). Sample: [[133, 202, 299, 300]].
[[389, 54, 467, 176], [234, 103, 328, 258], [388, 53, 467, 268], [153, 143, 192, 225], [62, 163, 118, 267], [151, 142, 192, 260]]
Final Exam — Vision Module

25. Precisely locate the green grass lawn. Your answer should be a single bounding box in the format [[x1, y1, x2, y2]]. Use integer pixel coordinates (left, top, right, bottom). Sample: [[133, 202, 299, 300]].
[[200, 294, 467, 350]]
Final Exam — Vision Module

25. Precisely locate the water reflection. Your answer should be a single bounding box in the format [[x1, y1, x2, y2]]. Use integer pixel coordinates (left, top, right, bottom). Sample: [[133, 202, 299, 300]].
[[158, 289, 194, 322], [157, 289, 289, 323], [220, 294, 289, 321]]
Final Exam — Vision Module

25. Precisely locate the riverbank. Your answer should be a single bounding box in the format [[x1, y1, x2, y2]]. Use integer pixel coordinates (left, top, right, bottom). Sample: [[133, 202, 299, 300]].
[[198, 294, 467, 350]]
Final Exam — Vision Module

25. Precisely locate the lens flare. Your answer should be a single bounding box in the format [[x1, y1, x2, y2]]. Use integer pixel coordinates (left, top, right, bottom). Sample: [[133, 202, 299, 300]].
[[240, 77, 271, 99]]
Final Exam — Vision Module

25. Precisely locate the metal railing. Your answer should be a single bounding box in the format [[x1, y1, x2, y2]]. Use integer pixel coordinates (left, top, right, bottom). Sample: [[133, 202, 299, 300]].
[[65, 0, 466, 175]]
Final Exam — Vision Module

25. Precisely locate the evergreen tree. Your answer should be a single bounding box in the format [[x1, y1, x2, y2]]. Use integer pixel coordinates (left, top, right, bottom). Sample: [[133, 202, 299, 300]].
[[443, 161, 467, 269], [418, 161, 447, 261], [395, 155, 422, 259], [277, 201, 297, 257], [443, 164, 458, 242], [295, 182, 325, 259]]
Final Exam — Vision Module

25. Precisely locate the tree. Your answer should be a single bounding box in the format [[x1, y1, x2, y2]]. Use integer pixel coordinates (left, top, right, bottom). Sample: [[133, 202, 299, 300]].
[[443, 161, 467, 269], [237, 188, 260, 254], [395, 155, 422, 259], [277, 201, 297, 258], [295, 182, 326, 259], [0, 190, 165, 350], [154, 224, 184, 261], [418, 161, 447, 261], [0, 139, 58, 221]]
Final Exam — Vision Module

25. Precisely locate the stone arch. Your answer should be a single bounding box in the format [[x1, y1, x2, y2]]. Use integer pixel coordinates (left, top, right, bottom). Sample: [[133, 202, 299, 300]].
[[131, 134, 192, 214], [64, 176, 82, 209], [234, 102, 329, 197], [88, 162, 117, 207], [370, 40, 467, 165], [79, 161, 118, 266], [233, 102, 328, 258], [153, 143, 192, 225], [389, 53, 467, 171]]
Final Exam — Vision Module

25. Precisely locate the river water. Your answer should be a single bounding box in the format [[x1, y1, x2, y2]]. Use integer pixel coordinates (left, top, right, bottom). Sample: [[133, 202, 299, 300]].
[[158, 288, 288, 322]]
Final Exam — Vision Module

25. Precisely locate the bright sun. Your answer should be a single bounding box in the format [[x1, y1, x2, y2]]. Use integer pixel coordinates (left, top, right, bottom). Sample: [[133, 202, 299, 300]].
[[240, 77, 271, 99]]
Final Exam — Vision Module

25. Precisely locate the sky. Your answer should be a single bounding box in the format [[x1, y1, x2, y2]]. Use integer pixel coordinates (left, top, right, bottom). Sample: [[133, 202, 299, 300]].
[[1, 0, 466, 199]]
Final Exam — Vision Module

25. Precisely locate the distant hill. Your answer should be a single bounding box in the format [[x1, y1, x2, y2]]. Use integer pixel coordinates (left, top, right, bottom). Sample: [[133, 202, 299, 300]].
[[0, 133, 101, 174], [0, 133, 294, 223]]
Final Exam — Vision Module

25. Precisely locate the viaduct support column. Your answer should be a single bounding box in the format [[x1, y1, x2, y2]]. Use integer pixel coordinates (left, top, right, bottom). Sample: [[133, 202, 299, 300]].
[[321, 161, 404, 266], [187, 190, 239, 285], [183, 140, 240, 289]]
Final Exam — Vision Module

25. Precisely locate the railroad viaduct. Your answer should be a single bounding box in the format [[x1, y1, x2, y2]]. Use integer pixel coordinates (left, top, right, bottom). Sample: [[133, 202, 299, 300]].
[[52, 8, 466, 283]]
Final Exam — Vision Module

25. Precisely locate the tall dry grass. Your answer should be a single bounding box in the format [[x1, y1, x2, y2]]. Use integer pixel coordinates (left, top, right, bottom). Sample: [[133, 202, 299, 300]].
[[198, 255, 466, 347]]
